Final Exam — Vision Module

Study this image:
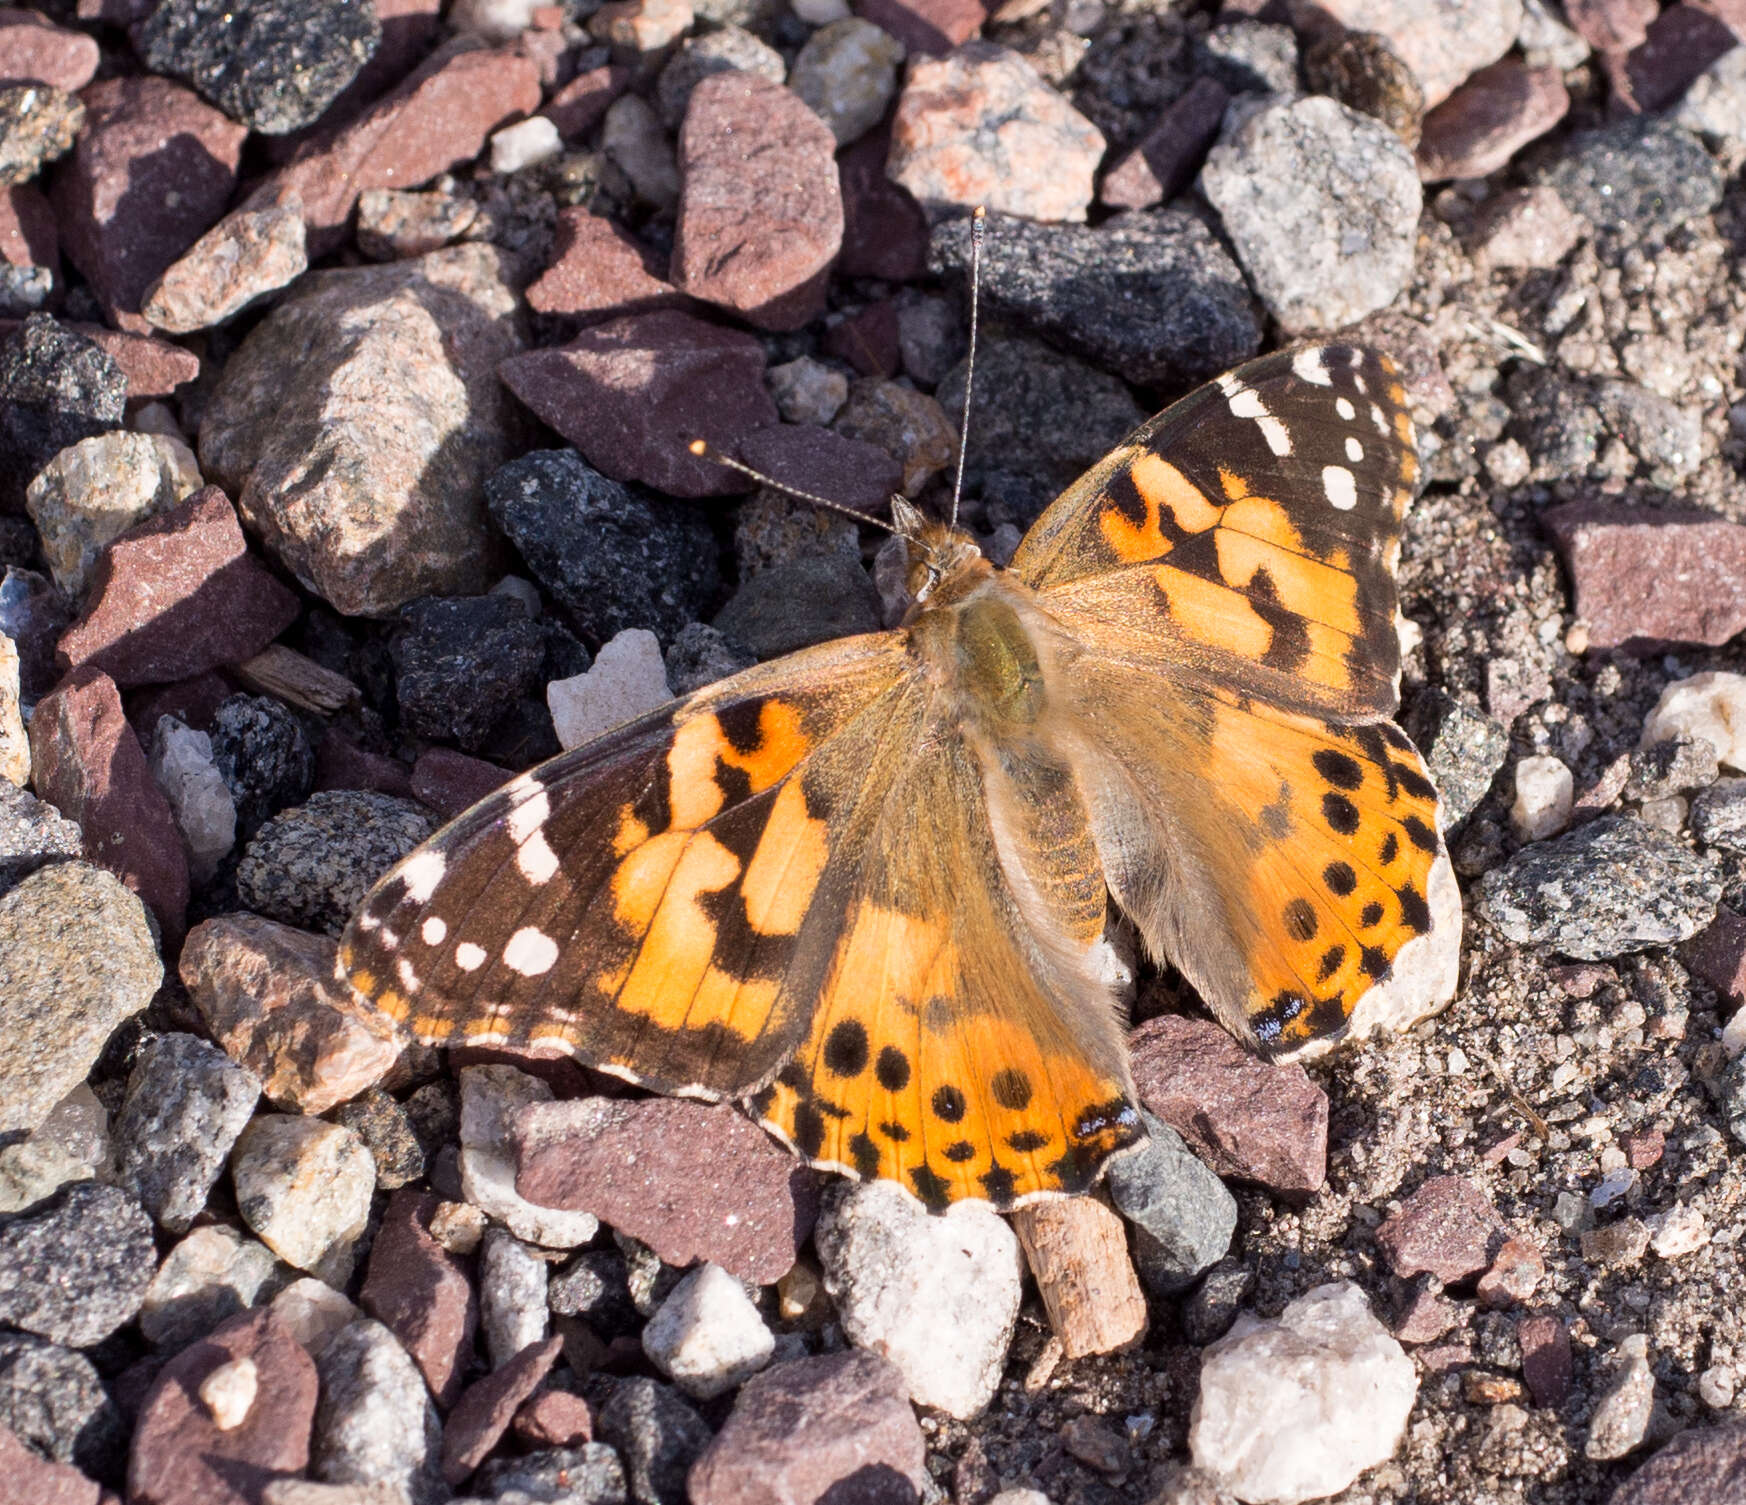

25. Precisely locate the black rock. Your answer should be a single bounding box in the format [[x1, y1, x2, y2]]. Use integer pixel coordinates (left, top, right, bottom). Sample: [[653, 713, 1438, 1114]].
[[0, 315, 125, 512], [594, 1376, 713, 1505], [664, 622, 755, 698], [1534, 117, 1724, 240], [0, 1334, 126, 1486], [485, 451, 721, 647], [929, 209, 1261, 389], [548, 1249, 639, 1338], [1193, 19, 1299, 96], [0, 1182, 157, 1349], [1180, 1258, 1255, 1346], [209, 692, 316, 838], [0, 781, 82, 901], [1478, 813, 1723, 961], [474, 1443, 629, 1505], [133, 0, 382, 135], [1592, 381, 1704, 484], [391, 595, 547, 756], [712, 552, 881, 660], [1104, 1111, 1237, 1296], [329, 1088, 426, 1190]]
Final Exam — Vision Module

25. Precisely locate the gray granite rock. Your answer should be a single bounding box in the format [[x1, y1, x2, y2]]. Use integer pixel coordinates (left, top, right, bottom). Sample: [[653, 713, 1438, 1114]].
[[1106, 1112, 1238, 1296], [0, 1333, 125, 1484], [1535, 117, 1723, 240], [594, 1376, 712, 1505], [313, 1318, 446, 1505], [0, 1182, 156, 1347]]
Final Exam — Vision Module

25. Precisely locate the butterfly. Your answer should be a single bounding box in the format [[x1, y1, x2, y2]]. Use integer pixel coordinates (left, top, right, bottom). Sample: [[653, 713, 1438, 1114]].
[[338, 342, 1460, 1212]]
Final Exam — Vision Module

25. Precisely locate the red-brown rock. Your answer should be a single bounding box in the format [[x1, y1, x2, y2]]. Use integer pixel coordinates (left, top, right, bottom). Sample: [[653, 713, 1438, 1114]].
[[50, 77, 247, 331], [411, 745, 512, 819], [442, 1336, 563, 1485], [1517, 1312, 1572, 1408], [0, 9, 98, 90], [513, 1388, 594, 1447], [542, 62, 631, 139], [266, 40, 542, 257], [1417, 59, 1569, 182], [1564, 0, 1658, 52], [1682, 910, 1746, 1003], [1375, 1175, 1508, 1282], [28, 665, 188, 937], [515, 1097, 820, 1285], [854, 0, 984, 55], [0, 1424, 103, 1505], [1544, 503, 1746, 651], [127, 670, 232, 739], [689, 1350, 928, 1505], [316, 726, 416, 797], [0, 183, 55, 269], [1101, 77, 1230, 211], [361, 1190, 480, 1409], [734, 423, 903, 516], [1617, 4, 1738, 113], [57, 487, 299, 687], [1694, 0, 1746, 39], [128, 1308, 317, 1505], [824, 300, 900, 379], [271, 0, 445, 159], [837, 129, 928, 283], [496, 309, 776, 497], [672, 73, 843, 332], [1621, 1126, 1665, 1170], [1607, 1421, 1746, 1503], [1393, 1288, 1460, 1344], [1128, 1013, 1329, 1195], [1476, 1235, 1545, 1307], [526, 206, 683, 322]]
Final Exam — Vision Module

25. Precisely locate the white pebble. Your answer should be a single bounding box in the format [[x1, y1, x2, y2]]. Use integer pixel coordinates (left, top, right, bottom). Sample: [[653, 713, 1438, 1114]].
[[642, 1262, 774, 1399], [458, 1065, 600, 1249], [1189, 1282, 1417, 1504], [200, 1355, 259, 1429], [1511, 754, 1573, 841], [548, 628, 672, 750], [149, 715, 237, 884], [449, 0, 543, 40], [231, 1116, 376, 1286], [1642, 671, 1746, 772], [270, 1276, 360, 1358], [490, 115, 562, 175], [1589, 1166, 1637, 1212], [791, 0, 850, 19], [1647, 1204, 1708, 1259]]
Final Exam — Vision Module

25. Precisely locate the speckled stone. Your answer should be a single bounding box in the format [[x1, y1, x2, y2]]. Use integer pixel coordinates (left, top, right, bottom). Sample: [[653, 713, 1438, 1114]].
[[0, 83, 83, 186], [0, 1334, 125, 1482], [310, 1318, 444, 1505], [139, 1223, 287, 1351], [231, 1114, 377, 1285], [0, 315, 126, 513], [0, 1182, 156, 1347], [595, 1376, 712, 1505]]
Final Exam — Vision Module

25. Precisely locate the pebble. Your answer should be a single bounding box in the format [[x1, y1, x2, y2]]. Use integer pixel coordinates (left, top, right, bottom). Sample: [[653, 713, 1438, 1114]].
[[0, 1182, 156, 1348], [547, 628, 672, 749], [138, 1224, 286, 1350], [592, 0, 693, 50], [235, 790, 437, 937], [0, 860, 161, 1136], [0, 315, 125, 513], [231, 1114, 377, 1285], [1674, 45, 1746, 144], [601, 93, 681, 213], [1517, 1312, 1572, 1407], [1719, 1055, 1746, 1147], [1417, 59, 1568, 181], [889, 43, 1105, 222], [209, 692, 316, 837], [391, 593, 544, 756], [0, 10, 98, 92], [480, 1228, 549, 1370], [1312, 0, 1521, 107], [25, 430, 203, 598], [0, 82, 83, 186], [50, 77, 247, 328], [736, 423, 903, 520], [355, 186, 479, 261], [1302, 30, 1425, 146], [515, 1096, 817, 1285], [1587, 1335, 1656, 1460], [856, 0, 981, 54], [459, 1064, 602, 1249], [60, 486, 300, 686], [831, 375, 957, 498], [1628, 736, 1719, 804], [814, 1180, 1022, 1419], [182, 913, 404, 1113], [837, 129, 929, 282], [200, 1356, 259, 1430], [360, 1192, 478, 1409], [486, 450, 720, 643], [441, 1334, 562, 1486], [525, 207, 682, 323], [1563, 0, 1656, 50], [689, 1350, 925, 1505], [1194, 18, 1298, 96], [312, 1319, 444, 1505], [141, 192, 309, 334], [1105, 1111, 1239, 1296], [1647, 1204, 1709, 1259], [130, 1309, 317, 1505], [543, 62, 632, 142], [1200, 94, 1421, 335], [642, 1263, 774, 1401], [474, 1443, 627, 1505], [656, 26, 785, 130], [513, 1389, 594, 1448], [1375, 1175, 1507, 1282], [149, 716, 236, 881], [1607, 1419, 1746, 1503], [1479, 813, 1722, 960], [1685, 912, 1746, 1007], [498, 309, 776, 498], [330, 1091, 426, 1191], [0, 1337, 123, 1489], [264, 43, 542, 257], [1535, 117, 1722, 240], [0, 1422, 104, 1505], [595, 1375, 711, 1504], [1189, 1282, 1418, 1503], [1010, 1194, 1148, 1359], [1512, 754, 1574, 841], [271, 1277, 361, 1359], [1100, 77, 1231, 211], [713, 551, 882, 659], [0, 634, 22, 785], [1476, 1237, 1544, 1306], [409, 747, 512, 822], [1471, 185, 1586, 270], [489, 114, 560, 174], [1582, 1217, 1651, 1267], [1643, 673, 1746, 772], [792, 19, 904, 146], [1129, 1013, 1328, 1195], [1181, 1260, 1255, 1347], [134, 0, 379, 135], [0, 1084, 111, 1215], [929, 208, 1259, 387], [115, 1032, 261, 1235]]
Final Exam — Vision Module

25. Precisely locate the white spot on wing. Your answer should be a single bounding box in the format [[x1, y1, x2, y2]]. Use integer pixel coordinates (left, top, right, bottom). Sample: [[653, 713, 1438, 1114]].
[[1370, 403, 1388, 435], [421, 916, 447, 945], [1293, 348, 1332, 386], [518, 832, 560, 885], [1227, 387, 1267, 419], [455, 942, 487, 971], [504, 927, 559, 976], [1336, 397, 1356, 421], [1322, 465, 1358, 510], [1257, 416, 1292, 456], [396, 958, 419, 990], [400, 850, 446, 903], [1345, 436, 1364, 462]]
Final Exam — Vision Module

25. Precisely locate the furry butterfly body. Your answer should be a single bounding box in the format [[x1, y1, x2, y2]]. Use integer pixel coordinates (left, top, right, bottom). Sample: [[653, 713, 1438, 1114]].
[[340, 343, 1461, 1210]]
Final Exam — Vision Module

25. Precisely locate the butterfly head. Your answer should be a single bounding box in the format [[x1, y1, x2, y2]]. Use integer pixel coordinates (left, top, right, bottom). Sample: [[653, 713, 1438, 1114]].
[[893, 496, 987, 607]]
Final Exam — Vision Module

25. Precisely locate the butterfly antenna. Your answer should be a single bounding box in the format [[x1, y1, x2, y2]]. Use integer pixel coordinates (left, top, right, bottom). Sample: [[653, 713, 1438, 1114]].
[[686, 439, 897, 534], [948, 205, 985, 531]]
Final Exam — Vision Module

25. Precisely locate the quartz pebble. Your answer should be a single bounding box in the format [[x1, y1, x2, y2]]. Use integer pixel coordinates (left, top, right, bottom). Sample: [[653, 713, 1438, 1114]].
[[271, 1277, 360, 1359], [548, 629, 671, 750], [458, 1065, 601, 1249], [149, 716, 237, 882], [142, 192, 309, 334], [642, 1263, 774, 1400], [231, 1114, 377, 1285], [791, 19, 904, 146], [139, 1224, 287, 1350], [1512, 755, 1575, 841], [1642, 673, 1746, 772]]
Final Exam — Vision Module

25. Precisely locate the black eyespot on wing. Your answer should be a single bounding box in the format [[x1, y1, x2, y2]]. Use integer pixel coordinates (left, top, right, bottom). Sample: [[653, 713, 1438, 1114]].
[[1404, 815, 1439, 853], [1395, 764, 1437, 802], [942, 1140, 976, 1162], [1284, 897, 1318, 941], [848, 1132, 880, 1178], [990, 1068, 1033, 1110], [980, 1164, 1015, 1208], [1322, 792, 1360, 835], [1324, 861, 1357, 896], [1317, 945, 1346, 982], [1360, 900, 1385, 928], [823, 1019, 869, 1078], [931, 1085, 967, 1123], [1007, 1129, 1050, 1153], [1396, 884, 1432, 934], [875, 1045, 911, 1092], [791, 1101, 825, 1158], [878, 1119, 909, 1142], [1378, 831, 1399, 865], [1313, 749, 1364, 789], [1359, 945, 1390, 979], [910, 1162, 951, 1212]]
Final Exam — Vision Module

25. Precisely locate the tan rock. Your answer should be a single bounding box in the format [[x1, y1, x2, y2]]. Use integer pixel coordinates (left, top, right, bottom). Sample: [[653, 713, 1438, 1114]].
[[1010, 1194, 1148, 1359]]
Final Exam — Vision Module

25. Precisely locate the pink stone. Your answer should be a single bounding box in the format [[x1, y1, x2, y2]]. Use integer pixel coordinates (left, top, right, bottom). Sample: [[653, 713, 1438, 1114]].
[[1564, 0, 1659, 53], [0, 183, 55, 269], [1128, 1013, 1328, 1195], [672, 72, 843, 332], [854, 0, 984, 55], [542, 62, 631, 139], [73, 324, 202, 398], [1682, 910, 1746, 1004], [1393, 1288, 1460, 1344], [442, 1336, 563, 1485], [28, 665, 188, 938], [526, 206, 683, 322], [361, 1190, 479, 1409], [1417, 59, 1569, 182], [1621, 1127, 1665, 1170], [411, 745, 512, 819], [1476, 1236, 1544, 1307], [837, 129, 928, 282], [496, 309, 777, 497], [1693, 0, 1746, 39], [1101, 77, 1230, 211], [1375, 1175, 1508, 1282], [57, 487, 300, 687], [1605, 1419, 1746, 1503], [823, 300, 900, 379], [316, 726, 416, 798], [515, 1097, 820, 1284], [0, 1424, 102, 1505], [1544, 503, 1746, 651], [50, 77, 247, 331], [513, 1388, 594, 1447], [1517, 1312, 1572, 1407], [128, 1308, 317, 1505], [127, 671, 232, 740], [1618, 4, 1738, 113], [733, 423, 903, 516], [265, 41, 543, 257], [0, 8, 99, 90]]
